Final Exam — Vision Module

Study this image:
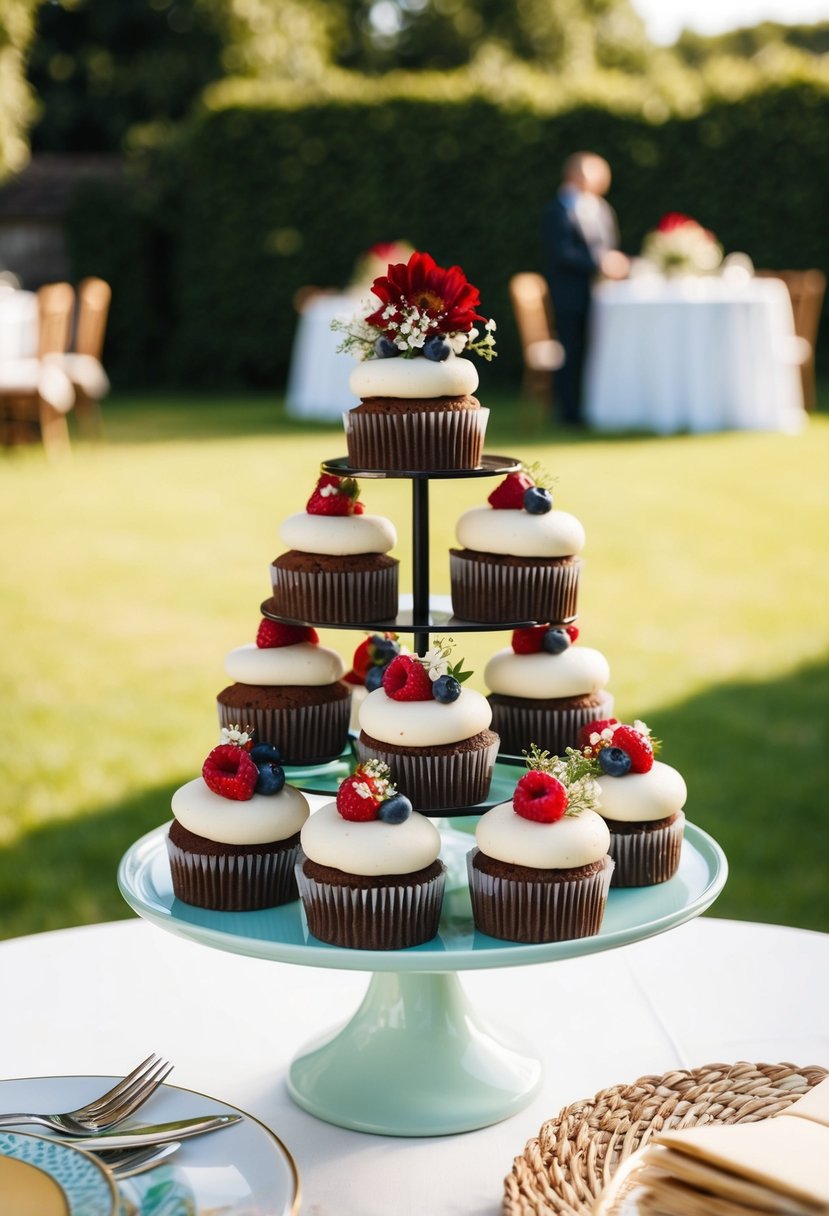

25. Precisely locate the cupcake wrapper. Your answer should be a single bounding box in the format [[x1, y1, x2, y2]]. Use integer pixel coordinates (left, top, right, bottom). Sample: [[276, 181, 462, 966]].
[[450, 553, 582, 624], [489, 691, 615, 758], [269, 562, 398, 624], [608, 811, 686, 887], [166, 836, 300, 910], [467, 849, 614, 943], [344, 406, 489, 472], [217, 695, 350, 766], [295, 862, 446, 950], [355, 735, 500, 813]]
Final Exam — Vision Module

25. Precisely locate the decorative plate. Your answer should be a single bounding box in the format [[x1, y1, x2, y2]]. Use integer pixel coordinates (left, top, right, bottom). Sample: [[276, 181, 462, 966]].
[[0, 1129, 118, 1216]]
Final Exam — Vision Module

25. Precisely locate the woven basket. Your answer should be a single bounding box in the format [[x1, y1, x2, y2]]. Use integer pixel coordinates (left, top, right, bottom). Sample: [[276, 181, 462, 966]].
[[503, 1060, 828, 1216]]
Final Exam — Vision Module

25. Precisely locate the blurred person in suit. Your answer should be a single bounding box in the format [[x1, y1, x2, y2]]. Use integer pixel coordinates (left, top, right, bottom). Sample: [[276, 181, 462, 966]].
[[542, 152, 629, 426]]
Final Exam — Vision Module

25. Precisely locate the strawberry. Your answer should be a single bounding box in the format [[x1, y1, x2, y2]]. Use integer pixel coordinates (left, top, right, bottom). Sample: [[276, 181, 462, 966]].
[[513, 770, 568, 823], [579, 718, 619, 748], [382, 654, 433, 701], [611, 724, 654, 773], [256, 619, 319, 649], [511, 626, 548, 654], [565, 625, 579, 642], [336, 771, 384, 821], [306, 474, 361, 517], [202, 744, 259, 801], [488, 471, 535, 510]]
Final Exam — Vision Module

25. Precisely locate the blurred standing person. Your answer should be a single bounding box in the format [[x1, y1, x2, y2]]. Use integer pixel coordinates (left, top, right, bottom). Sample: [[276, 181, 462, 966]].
[[542, 152, 629, 426]]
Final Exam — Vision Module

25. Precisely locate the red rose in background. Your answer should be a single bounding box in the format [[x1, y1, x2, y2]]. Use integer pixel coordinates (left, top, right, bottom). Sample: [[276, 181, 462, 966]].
[[657, 212, 695, 233]]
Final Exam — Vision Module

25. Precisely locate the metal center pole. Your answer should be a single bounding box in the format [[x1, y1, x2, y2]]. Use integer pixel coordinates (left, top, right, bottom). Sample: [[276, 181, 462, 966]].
[[412, 478, 430, 656]]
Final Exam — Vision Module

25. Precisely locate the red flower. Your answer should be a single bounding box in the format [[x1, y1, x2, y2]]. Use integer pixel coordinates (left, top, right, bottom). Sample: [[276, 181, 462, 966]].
[[365, 250, 486, 337], [657, 212, 696, 233]]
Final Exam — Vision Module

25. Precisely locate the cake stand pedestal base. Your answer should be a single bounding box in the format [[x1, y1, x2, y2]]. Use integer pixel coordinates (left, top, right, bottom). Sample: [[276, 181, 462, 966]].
[[286, 970, 542, 1136]]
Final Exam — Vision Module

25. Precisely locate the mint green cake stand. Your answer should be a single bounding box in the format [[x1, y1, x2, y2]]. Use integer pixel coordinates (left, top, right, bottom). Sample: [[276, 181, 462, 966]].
[[118, 820, 727, 1137]]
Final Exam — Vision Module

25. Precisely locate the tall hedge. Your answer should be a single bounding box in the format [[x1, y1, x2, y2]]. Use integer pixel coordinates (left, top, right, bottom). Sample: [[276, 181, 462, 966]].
[[65, 73, 829, 387]]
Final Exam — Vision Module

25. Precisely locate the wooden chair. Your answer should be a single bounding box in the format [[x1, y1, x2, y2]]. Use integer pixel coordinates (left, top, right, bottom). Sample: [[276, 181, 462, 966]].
[[0, 282, 76, 457], [508, 272, 565, 409], [65, 276, 112, 438], [757, 269, 826, 410]]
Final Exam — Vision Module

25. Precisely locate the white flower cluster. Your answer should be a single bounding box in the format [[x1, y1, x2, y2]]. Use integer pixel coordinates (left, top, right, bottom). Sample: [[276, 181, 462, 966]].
[[641, 224, 723, 275], [332, 297, 497, 361], [358, 758, 397, 800], [221, 724, 253, 748], [419, 636, 455, 682]]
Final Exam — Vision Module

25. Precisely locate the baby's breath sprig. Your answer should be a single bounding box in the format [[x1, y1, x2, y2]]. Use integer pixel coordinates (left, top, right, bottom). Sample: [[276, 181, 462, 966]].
[[419, 636, 473, 683], [523, 744, 600, 815], [464, 318, 497, 362], [521, 460, 557, 493]]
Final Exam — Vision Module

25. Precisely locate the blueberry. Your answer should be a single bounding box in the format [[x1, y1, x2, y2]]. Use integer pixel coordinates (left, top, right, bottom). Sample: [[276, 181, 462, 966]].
[[542, 627, 571, 655], [598, 747, 632, 777], [255, 762, 286, 795], [378, 793, 413, 824], [251, 742, 282, 766], [365, 664, 386, 691], [374, 336, 399, 358], [523, 486, 553, 514], [433, 674, 461, 703], [423, 335, 451, 362], [370, 636, 399, 663]]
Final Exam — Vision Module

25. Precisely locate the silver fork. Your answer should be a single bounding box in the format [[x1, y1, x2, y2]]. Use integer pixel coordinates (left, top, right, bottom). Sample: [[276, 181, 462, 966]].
[[101, 1140, 182, 1181], [0, 1054, 173, 1135]]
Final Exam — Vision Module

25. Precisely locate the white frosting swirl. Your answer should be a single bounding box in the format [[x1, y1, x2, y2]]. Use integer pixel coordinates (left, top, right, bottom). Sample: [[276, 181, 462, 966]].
[[172, 777, 309, 845], [300, 799, 442, 876], [485, 647, 610, 699], [455, 506, 585, 557], [224, 642, 344, 686], [476, 803, 610, 869], [278, 512, 396, 556], [349, 353, 479, 399], [359, 686, 492, 746], [595, 760, 687, 823]]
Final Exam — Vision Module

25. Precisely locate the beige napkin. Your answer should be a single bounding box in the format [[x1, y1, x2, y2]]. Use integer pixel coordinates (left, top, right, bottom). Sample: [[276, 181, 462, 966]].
[[595, 1076, 829, 1215]]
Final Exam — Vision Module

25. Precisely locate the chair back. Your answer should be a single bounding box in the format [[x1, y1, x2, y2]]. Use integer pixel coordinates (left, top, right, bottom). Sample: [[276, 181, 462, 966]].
[[509, 272, 555, 354], [75, 277, 112, 359], [757, 269, 826, 410], [37, 282, 75, 358]]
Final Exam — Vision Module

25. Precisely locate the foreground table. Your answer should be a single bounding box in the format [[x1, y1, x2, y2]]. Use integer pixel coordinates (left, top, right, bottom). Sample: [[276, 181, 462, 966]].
[[0, 916, 826, 1214], [584, 275, 805, 434]]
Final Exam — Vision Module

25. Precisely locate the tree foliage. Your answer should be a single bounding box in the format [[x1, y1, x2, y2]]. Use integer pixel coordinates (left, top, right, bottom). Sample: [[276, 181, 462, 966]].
[[0, 0, 38, 176]]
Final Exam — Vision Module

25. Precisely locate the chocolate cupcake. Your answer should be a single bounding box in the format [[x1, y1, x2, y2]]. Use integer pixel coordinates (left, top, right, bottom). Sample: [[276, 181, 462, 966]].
[[468, 752, 613, 943], [355, 644, 499, 812], [296, 761, 445, 949], [344, 394, 488, 472], [585, 719, 687, 887], [485, 624, 613, 757], [167, 733, 310, 910], [269, 473, 399, 625], [216, 619, 351, 765], [450, 468, 584, 624]]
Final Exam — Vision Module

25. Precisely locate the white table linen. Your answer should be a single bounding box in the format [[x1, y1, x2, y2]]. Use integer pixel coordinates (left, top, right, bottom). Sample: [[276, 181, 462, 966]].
[[285, 293, 361, 420], [0, 289, 37, 361], [584, 275, 805, 434], [0, 915, 826, 1215]]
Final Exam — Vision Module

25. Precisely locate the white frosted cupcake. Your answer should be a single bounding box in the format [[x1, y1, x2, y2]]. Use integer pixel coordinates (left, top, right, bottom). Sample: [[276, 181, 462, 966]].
[[296, 761, 445, 949], [468, 749, 613, 942], [584, 719, 686, 887], [485, 624, 613, 756], [450, 469, 584, 624], [167, 731, 310, 910], [355, 642, 499, 812]]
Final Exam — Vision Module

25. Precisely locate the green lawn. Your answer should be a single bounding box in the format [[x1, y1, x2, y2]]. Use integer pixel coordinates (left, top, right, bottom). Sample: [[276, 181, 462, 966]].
[[1, 390, 828, 939]]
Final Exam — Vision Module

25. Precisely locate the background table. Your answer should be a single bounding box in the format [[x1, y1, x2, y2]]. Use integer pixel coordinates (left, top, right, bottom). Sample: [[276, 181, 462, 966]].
[[1, 916, 826, 1215], [285, 293, 361, 420], [584, 275, 805, 434], [0, 289, 37, 361]]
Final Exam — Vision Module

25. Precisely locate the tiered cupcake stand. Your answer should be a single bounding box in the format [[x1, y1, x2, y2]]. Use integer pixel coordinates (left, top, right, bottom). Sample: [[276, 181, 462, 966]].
[[118, 456, 727, 1137]]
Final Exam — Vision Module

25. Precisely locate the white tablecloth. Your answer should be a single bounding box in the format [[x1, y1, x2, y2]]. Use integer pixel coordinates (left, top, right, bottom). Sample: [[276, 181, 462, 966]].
[[285, 293, 361, 420], [0, 289, 37, 361], [1, 915, 826, 1215], [584, 275, 805, 433]]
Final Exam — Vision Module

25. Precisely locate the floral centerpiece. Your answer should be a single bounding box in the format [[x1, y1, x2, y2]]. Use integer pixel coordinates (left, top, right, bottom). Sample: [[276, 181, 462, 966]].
[[641, 213, 723, 276], [333, 249, 497, 362]]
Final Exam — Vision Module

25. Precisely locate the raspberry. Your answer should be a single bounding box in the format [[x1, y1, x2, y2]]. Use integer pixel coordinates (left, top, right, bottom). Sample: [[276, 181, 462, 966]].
[[488, 471, 535, 510], [611, 725, 654, 773], [511, 626, 548, 654], [513, 770, 568, 823], [565, 625, 579, 642], [381, 654, 433, 701], [347, 637, 374, 682], [579, 718, 619, 748], [256, 619, 318, 649], [336, 772, 383, 821], [202, 744, 259, 801], [306, 474, 361, 516]]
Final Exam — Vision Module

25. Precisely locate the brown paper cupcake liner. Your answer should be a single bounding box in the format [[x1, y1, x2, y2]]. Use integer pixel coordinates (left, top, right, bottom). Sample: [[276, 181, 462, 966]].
[[269, 562, 398, 624], [450, 553, 582, 624], [355, 734, 500, 812], [217, 695, 350, 766], [344, 405, 489, 471], [166, 835, 300, 910], [489, 691, 615, 758], [467, 849, 614, 943], [295, 862, 446, 949], [608, 810, 686, 887]]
